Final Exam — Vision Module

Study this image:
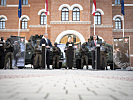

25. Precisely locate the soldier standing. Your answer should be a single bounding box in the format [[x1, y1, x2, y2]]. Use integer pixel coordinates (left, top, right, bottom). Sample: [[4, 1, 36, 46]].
[[27, 40, 34, 51], [52, 42, 61, 69], [0, 37, 5, 69], [34, 40, 42, 69], [26, 40, 34, 55], [4, 38, 14, 69], [13, 41, 20, 67], [80, 43, 89, 69], [100, 42, 108, 70], [88, 39, 92, 48]]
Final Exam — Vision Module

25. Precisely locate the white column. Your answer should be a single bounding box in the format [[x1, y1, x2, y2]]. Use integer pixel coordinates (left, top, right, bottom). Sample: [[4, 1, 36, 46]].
[[94, 16, 96, 36]]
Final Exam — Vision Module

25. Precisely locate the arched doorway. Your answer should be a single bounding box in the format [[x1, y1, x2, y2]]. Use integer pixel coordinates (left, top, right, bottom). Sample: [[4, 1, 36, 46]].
[[60, 34, 80, 44], [55, 30, 86, 44]]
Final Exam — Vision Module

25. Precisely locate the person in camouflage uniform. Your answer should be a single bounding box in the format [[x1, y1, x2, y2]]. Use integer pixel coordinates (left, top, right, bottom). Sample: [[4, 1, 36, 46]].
[[34, 40, 42, 69], [13, 41, 21, 67], [100, 42, 108, 70], [52, 42, 61, 69], [4, 38, 14, 69], [80, 43, 89, 69]]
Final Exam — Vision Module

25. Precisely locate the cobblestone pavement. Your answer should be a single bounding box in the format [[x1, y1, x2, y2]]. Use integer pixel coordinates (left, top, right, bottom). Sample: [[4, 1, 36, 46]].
[[0, 69, 133, 100]]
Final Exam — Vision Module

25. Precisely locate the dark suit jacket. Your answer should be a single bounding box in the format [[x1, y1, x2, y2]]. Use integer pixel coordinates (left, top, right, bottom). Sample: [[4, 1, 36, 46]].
[[91, 40, 97, 47], [91, 40, 102, 47], [40, 38, 52, 47]]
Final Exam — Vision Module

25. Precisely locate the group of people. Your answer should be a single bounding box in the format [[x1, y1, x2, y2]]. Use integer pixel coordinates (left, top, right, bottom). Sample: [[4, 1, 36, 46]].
[[0, 37, 14, 69], [64, 35, 108, 69], [90, 35, 108, 69], [0, 33, 108, 70], [34, 33, 61, 69]]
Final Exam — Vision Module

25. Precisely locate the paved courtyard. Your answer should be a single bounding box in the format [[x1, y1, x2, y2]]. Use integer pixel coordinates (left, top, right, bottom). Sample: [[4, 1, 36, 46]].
[[0, 69, 133, 100]]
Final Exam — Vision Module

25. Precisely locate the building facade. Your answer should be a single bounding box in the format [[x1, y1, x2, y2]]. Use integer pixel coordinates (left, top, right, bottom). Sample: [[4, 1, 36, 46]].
[[0, 0, 133, 66]]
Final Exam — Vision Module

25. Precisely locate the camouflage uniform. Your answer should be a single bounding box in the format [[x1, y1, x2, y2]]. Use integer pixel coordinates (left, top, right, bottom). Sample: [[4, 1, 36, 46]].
[[34, 40, 42, 69], [13, 41, 21, 67], [100, 42, 108, 69], [4, 39, 14, 69], [80, 43, 89, 69], [52, 43, 61, 69]]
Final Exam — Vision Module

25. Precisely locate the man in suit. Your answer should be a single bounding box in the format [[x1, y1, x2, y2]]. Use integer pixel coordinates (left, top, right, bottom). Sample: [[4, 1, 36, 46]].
[[91, 35, 99, 69], [40, 33, 52, 69], [91, 35, 98, 47]]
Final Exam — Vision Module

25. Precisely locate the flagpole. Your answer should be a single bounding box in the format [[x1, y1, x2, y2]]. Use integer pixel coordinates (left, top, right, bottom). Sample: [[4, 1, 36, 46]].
[[18, 18, 21, 37], [92, 0, 96, 36], [18, 0, 22, 37], [94, 16, 95, 35], [45, 16, 47, 33], [123, 15, 125, 38], [45, 0, 48, 34]]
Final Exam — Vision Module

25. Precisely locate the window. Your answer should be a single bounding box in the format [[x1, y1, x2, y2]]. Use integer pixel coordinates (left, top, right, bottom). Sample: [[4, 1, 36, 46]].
[[115, 17, 122, 29], [61, 7, 69, 21], [1, 0, 6, 6], [95, 12, 101, 25], [22, 0, 28, 5], [40, 12, 47, 25], [72, 7, 80, 21], [21, 17, 28, 29], [115, 0, 121, 5], [0, 18, 6, 29]]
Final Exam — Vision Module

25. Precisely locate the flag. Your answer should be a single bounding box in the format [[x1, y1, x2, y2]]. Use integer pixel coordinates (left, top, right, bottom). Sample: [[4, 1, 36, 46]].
[[121, 0, 125, 15], [18, 0, 22, 18], [45, 0, 48, 15], [92, 0, 96, 16]]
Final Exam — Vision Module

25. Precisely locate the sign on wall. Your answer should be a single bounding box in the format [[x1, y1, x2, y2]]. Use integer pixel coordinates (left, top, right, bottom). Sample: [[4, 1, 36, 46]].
[[11, 36, 25, 68], [113, 37, 130, 69]]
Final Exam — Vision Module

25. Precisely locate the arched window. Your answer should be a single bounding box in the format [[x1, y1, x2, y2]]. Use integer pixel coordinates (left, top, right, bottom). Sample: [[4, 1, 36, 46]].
[[40, 12, 46, 25], [72, 7, 80, 21], [115, 0, 120, 5], [115, 17, 122, 29], [95, 12, 101, 25], [0, 17, 6, 29], [61, 7, 69, 21], [21, 17, 28, 29], [1, 0, 6, 6], [22, 0, 28, 5]]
